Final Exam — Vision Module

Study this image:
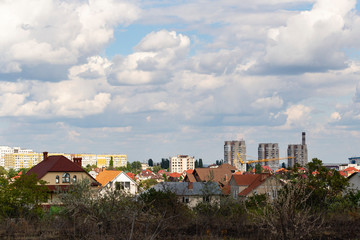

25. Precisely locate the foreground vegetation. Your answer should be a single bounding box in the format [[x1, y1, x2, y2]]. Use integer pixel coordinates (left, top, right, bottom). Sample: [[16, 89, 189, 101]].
[[1, 159, 360, 239]]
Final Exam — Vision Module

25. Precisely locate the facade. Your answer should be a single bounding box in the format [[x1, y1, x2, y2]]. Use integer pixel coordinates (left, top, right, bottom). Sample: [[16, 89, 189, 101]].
[[26, 152, 100, 204], [287, 132, 308, 168], [4, 152, 43, 170], [96, 170, 138, 195], [258, 143, 279, 170], [150, 182, 222, 208], [224, 140, 246, 171], [349, 157, 360, 165], [169, 155, 195, 173], [0, 146, 33, 168], [96, 154, 127, 168]]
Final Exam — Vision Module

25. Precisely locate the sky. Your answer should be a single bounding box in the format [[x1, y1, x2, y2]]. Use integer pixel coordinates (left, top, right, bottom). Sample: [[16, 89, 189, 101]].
[[1, 0, 360, 164]]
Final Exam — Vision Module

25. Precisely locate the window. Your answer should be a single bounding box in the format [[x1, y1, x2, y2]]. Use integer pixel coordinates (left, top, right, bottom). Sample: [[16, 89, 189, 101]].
[[203, 196, 210, 202], [55, 175, 59, 184], [115, 181, 131, 190], [182, 196, 189, 203], [72, 175, 77, 183], [62, 173, 70, 183]]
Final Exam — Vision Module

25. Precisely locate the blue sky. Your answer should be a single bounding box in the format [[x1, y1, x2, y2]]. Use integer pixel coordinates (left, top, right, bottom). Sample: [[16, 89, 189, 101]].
[[1, 0, 360, 165]]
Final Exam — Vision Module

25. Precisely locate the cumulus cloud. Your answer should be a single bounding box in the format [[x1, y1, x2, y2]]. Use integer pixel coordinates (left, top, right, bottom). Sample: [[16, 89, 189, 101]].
[[251, 93, 284, 109], [258, 0, 356, 74], [0, 0, 139, 74], [279, 104, 312, 129], [108, 30, 190, 85]]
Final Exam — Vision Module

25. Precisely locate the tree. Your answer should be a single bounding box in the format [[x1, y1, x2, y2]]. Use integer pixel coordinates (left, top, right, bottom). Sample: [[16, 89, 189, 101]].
[[108, 156, 114, 170], [148, 159, 153, 167], [7, 168, 17, 179], [255, 164, 262, 174], [131, 161, 142, 172], [195, 160, 199, 168], [199, 158, 203, 168], [281, 162, 286, 169], [0, 166, 7, 176]]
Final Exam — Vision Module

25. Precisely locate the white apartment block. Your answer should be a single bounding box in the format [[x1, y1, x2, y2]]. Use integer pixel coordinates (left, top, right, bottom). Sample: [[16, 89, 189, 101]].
[[170, 155, 195, 173], [1, 145, 127, 170], [258, 143, 279, 170], [224, 140, 246, 171], [0, 146, 33, 168]]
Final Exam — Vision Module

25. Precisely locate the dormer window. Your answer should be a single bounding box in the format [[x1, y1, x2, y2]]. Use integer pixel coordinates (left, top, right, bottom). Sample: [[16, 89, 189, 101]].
[[62, 173, 70, 183], [55, 175, 59, 184], [72, 175, 77, 183]]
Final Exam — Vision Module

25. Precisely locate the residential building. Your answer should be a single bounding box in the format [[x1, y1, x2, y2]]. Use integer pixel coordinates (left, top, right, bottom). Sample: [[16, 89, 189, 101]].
[[258, 143, 279, 170], [96, 170, 138, 195], [229, 173, 281, 199], [287, 132, 308, 168], [349, 157, 360, 165], [224, 140, 246, 171], [25, 152, 100, 204], [150, 182, 222, 208], [96, 154, 127, 168], [0, 146, 33, 168], [169, 155, 195, 173], [4, 152, 43, 170], [184, 163, 236, 188]]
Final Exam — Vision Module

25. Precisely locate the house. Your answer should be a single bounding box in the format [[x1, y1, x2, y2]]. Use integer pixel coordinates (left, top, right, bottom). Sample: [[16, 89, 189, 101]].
[[26, 152, 100, 204], [184, 163, 236, 188], [347, 172, 360, 191], [229, 173, 281, 199], [96, 170, 138, 195], [149, 182, 222, 208]]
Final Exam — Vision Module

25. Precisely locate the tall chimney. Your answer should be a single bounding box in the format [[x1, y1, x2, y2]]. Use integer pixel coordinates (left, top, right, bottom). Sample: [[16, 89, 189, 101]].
[[73, 157, 82, 167], [43, 152, 48, 161], [302, 132, 306, 145]]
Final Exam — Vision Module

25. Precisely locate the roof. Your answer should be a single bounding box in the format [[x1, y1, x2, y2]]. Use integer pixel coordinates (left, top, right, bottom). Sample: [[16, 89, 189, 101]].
[[169, 172, 182, 178], [151, 182, 222, 196], [185, 173, 196, 182], [95, 170, 122, 186], [26, 155, 86, 180], [239, 174, 272, 196], [192, 167, 233, 185], [231, 174, 261, 186], [343, 167, 359, 172], [126, 172, 135, 180]]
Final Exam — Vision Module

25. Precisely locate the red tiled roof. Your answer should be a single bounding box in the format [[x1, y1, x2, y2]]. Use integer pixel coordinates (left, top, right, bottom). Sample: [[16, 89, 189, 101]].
[[26, 155, 86, 180], [239, 174, 271, 196], [232, 174, 260, 186], [126, 172, 135, 180], [158, 169, 165, 174], [169, 172, 181, 178], [339, 171, 347, 177], [343, 167, 359, 172], [186, 169, 194, 174], [96, 170, 122, 186]]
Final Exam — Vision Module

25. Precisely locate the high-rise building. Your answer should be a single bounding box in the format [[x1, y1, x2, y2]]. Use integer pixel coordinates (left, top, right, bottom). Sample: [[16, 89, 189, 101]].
[[0, 146, 33, 168], [258, 143, 279, 169], [287, 132, 308, 168], [224, 140, 246, 171], [169, 155, 195, 173]]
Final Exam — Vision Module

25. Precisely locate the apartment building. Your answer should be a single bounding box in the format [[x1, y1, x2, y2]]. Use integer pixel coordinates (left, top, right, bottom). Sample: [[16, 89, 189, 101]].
[[224, 140, 246, 171], [1, 146, 33, 168], [4, 152, 43, 170], [258, 143, 279, 170], [170, 155, 195, 173], [288, 132, 308, 168]]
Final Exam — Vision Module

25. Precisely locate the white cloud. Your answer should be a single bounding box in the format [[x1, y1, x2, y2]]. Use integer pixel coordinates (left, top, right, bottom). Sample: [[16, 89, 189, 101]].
[[330, 112, 341, 121], [279, 104, 312, 129], [108, 30, 190, 85], [251, 93, 284, 109], [0, 0, 139, 73]]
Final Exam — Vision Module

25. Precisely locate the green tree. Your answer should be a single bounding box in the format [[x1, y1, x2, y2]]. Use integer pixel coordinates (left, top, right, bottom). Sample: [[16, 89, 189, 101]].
[[7, 168, 17, 178], [255, 164, 262, 174], [195, 160, 199, 168], [0, 166, 7, 176], [108, 156, 114, 170], [199, 158, 203, 168], [131, 161, 142, 172], [148, 159, 153, 167], [281, 162, 286, 168]]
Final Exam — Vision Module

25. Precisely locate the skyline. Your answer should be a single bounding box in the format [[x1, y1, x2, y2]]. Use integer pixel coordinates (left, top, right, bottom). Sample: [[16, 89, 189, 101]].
[[1, 0, 360, 164]]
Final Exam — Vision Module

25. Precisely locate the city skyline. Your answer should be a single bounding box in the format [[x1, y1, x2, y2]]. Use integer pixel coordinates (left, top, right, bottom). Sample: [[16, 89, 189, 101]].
[[1, 1, 360, 164]]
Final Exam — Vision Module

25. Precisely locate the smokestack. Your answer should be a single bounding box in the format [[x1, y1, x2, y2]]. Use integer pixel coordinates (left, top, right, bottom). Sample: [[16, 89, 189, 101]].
[[302, 132, 306, 145], [43, 152, 48, 161], [73, 157, 82, 167], [188, 182, 193, 189]]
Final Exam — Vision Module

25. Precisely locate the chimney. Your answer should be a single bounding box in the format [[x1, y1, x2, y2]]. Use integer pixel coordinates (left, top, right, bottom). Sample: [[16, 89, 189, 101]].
[[188, 182, 193, 189], [43, 152, 48, 161], [302, 132, 306, 145], [73, 157, 82, 167]]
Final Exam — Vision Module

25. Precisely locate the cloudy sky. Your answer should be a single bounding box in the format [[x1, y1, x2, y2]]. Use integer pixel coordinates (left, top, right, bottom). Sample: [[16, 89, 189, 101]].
[[1, 0, 360, 164]]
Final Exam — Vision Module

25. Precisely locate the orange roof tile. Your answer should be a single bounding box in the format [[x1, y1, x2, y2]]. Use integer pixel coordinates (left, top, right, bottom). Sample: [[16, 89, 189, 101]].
[[339, 171, 347, 177], [239, 174, 271, 196], [169, 172, 182, 178], [343, 167, 359, 172], [95, 170, 122, 186], [126, 172, 135, 180]]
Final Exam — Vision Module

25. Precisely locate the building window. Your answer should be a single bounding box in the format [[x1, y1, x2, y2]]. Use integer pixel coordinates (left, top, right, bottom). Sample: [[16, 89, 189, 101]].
[[62, 173, 70, 183], [182, 196, 189, 203], [115, 181, 131, 190], [55, 175, 59, 184], [203, 196, 210, 202], [72, 175, 77, 183]]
